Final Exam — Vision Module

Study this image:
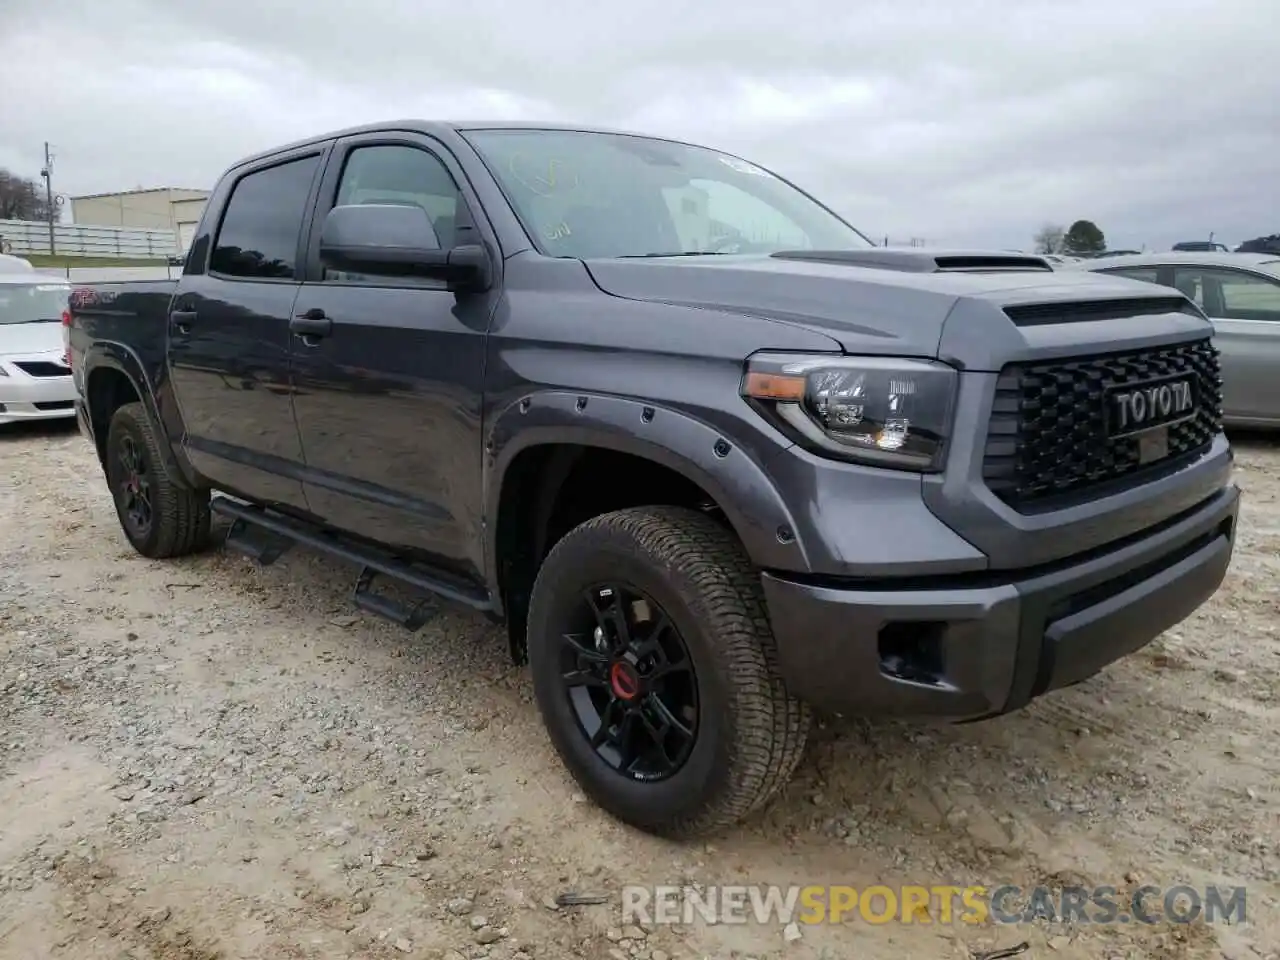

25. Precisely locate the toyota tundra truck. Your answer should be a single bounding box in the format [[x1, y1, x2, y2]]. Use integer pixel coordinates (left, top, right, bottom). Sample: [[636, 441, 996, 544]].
[[67, 121, 1239, 837]]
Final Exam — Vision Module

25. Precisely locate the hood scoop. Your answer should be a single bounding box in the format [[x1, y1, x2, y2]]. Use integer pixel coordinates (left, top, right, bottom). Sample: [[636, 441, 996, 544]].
[[771, 248, 1054, 274]]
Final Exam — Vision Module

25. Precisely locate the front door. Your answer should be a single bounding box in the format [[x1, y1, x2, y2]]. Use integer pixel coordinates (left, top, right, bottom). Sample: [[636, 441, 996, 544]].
[[1168, 265, 1280, 423], [168, 150, 327, 511], [289, 135, 499, 580]]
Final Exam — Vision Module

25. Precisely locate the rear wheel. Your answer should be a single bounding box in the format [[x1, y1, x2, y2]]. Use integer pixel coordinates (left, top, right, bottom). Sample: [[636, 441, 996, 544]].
[[526, 505, 810, 838], [105, 402, 210, 558]]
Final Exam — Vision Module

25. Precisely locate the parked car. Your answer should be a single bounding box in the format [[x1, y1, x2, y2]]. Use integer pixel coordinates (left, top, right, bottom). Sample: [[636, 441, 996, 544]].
[[0, 274, 76, 425], [67, 120, 1239, 837], [0, 252, 36, 273], [1172, 241, 1231, 253], [1236, 235, 1280, 255], [1074, 251, 1280, 427]]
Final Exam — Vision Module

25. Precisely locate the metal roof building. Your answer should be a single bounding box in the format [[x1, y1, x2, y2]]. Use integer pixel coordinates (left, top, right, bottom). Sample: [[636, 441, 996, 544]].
[[70, 187, 209, 252]]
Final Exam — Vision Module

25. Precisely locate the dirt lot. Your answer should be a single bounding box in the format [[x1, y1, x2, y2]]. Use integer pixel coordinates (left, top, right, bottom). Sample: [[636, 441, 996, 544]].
[[2, 422, 1278, 960]]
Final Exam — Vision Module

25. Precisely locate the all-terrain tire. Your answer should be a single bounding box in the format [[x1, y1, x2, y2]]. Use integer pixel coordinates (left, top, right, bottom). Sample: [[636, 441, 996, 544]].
[[526, 505, 811, 838], [105, 401, 210, 559]]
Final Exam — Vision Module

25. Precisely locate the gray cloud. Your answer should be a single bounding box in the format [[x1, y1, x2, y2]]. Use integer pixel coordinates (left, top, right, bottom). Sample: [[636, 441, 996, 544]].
[[2, 0, 1276, 250]]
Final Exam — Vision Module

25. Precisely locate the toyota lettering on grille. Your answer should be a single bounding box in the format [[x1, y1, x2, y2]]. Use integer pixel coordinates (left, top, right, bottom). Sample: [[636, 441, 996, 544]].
[[1105, 374, 1198, 438]]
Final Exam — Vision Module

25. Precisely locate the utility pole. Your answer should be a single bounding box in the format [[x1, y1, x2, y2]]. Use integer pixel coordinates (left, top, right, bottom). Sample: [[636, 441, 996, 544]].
[[40, 142, 56, 255]]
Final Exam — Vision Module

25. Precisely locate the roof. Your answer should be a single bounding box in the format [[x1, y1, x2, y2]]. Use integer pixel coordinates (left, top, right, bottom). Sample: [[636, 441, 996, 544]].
[[229, 118, 727, 171], [1073, 251, 1280, 271], [70, 187, 210, 201], [0, 253, 35, 273]]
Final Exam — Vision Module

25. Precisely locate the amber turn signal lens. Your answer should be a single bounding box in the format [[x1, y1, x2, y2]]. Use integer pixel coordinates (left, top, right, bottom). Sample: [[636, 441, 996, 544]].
[[742, 371, 806, 402]]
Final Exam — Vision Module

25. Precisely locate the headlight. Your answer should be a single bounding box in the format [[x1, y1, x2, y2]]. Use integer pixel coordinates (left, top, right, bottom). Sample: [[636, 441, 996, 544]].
[[741, 353, 957, 471]]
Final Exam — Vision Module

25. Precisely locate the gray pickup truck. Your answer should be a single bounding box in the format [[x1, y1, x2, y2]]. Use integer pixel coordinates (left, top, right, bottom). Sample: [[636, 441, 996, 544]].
[[67, 121, 1239, 837]]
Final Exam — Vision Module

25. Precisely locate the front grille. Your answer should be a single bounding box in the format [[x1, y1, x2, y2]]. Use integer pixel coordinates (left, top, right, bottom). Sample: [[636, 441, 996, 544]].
[[14, 361, 70, 378], [983, 338, 1222, 509]]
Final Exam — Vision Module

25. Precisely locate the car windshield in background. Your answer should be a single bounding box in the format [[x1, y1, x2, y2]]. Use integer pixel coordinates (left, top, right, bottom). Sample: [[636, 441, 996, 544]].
[[463, 128, 874, 259], [0, 283, 70, 324]]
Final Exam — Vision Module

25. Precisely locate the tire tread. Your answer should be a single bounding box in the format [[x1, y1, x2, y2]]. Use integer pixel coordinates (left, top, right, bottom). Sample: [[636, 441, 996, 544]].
[[533, 505, 810, 837], [107, 402, 210, 559]]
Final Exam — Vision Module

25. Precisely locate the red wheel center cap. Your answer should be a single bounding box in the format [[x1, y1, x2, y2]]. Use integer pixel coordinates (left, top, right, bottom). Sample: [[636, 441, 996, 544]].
[[610, 661, 641, 700]]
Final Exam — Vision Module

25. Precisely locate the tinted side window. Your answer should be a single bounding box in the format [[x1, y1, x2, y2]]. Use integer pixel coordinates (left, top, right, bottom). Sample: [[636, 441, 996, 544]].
[[210, 155, 320, 279], [325, 145, 462, 282]]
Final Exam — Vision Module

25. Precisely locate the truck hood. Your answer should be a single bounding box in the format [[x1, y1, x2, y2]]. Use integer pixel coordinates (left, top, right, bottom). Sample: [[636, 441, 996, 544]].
[[583, 249, 1209, 369], [0, 321, 63, 357]]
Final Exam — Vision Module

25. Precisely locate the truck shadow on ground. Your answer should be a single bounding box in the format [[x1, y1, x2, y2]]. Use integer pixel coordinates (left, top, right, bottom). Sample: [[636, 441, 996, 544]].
[[174, 507, 1276, 958], [197, 496, 1278, 882]]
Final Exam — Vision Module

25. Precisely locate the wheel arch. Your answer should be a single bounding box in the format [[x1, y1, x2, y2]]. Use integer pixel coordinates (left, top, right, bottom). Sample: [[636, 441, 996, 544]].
[[484, 391, 808, 662], [81, 344, 196, 487]]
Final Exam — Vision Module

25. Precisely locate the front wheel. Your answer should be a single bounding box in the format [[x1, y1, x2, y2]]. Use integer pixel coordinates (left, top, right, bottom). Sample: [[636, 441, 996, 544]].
[[105, 401, 210, 559], [526, 506, 810, 838]]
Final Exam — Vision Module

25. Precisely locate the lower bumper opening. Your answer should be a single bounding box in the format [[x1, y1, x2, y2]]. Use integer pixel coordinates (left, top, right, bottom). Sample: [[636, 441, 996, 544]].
[[878, 621, 948, 687]]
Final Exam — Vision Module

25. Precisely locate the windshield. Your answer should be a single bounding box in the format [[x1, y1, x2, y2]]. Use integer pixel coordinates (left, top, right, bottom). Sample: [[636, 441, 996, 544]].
[[0, 283, 70, 325], [463, 129, 874, 259]]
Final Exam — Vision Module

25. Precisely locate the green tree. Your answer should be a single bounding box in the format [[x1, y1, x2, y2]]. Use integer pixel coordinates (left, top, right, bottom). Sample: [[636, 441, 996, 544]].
[[1063, 219, 1106, 256]]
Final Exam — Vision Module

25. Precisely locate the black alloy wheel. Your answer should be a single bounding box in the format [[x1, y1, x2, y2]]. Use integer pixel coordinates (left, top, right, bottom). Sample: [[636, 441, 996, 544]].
[[560, 582, 699, 782], [105, 402, 211, 559], [114, 433, 154, 539], [527, 505, 811, 838]]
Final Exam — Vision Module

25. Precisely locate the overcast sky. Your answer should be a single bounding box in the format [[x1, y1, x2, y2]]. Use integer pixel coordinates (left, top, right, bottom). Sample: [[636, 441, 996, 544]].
[[1, 0, 1276, 251]]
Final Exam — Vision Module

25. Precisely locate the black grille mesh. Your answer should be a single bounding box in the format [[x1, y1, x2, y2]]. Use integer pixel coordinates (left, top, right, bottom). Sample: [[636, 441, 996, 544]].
[[983, 338, 1222, 508]]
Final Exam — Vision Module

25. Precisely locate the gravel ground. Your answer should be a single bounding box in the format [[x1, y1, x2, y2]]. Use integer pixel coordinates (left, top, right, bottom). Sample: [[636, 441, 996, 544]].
[[2, 421, 1278, 960]]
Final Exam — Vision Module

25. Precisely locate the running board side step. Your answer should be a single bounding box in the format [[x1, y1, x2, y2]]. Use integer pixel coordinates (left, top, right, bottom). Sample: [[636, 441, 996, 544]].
[[210, 496, 493, 629]]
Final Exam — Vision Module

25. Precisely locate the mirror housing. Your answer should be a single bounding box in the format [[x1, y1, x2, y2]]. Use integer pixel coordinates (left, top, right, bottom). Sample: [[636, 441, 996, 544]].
[[318, 203, 491, 290]]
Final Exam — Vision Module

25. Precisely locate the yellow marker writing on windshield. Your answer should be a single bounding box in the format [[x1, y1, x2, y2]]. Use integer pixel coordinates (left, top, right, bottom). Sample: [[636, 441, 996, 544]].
[[509, 154, 579, 196]]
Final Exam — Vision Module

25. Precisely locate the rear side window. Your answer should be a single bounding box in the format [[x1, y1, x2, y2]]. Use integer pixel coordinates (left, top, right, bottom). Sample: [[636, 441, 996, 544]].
[[1172, 267, 1280, 321], [210, 155, 320, 279]]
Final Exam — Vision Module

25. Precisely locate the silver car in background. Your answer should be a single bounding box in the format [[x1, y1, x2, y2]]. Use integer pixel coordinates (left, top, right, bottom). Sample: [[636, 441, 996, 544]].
[[1074, 252, 1280, 428], [0, 274, 76, 426]]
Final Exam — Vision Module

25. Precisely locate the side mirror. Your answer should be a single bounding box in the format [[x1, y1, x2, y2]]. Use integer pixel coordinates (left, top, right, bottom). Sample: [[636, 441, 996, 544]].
[[318, 203, 491, 290]]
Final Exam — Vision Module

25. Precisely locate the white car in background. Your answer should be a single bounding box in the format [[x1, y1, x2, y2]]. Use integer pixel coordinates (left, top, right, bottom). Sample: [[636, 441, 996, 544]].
[[0, 274, 77, 426], [0, 252, 36, 273]]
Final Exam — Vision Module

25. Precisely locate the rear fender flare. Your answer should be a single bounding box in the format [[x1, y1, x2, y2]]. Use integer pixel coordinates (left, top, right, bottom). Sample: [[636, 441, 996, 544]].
[[81, 342, 198, 487]]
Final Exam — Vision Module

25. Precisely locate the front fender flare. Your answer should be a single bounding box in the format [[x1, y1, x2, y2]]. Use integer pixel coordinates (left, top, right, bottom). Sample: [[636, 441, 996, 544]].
[[483, 390, 810, 592]]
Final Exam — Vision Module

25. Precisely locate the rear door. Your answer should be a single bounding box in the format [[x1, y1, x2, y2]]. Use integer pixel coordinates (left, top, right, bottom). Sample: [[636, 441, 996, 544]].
[[167, 147, 327, 510], [288, 133, 501, 580], [1167, 265, 1280, 423]]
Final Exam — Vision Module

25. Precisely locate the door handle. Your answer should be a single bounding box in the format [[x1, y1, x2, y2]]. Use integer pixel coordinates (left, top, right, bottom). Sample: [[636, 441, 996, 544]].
[[170, 309, 197, 335], [290, 309, 332, 340]]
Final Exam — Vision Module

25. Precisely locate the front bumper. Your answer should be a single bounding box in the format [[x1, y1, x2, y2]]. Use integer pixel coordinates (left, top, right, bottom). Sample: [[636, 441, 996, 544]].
[[0, 356, 77, 424], [762, 483, 1239, 719]]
